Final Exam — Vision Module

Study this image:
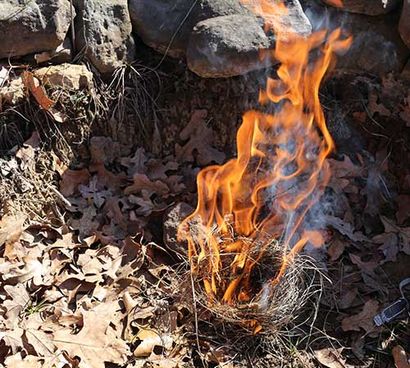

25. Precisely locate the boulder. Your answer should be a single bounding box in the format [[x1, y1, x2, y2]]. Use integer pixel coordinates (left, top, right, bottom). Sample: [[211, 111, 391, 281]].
[[187, 15, 271, 78], [129, 0, 251, 58], [399, 0, 410, 48], [187, 1, 312, 79], [321, 0, 400, 15], [0, 0, 74, 59], [74, 0, 136, 74], [336, 12, 409, 75], [34, 64, 93, 90]]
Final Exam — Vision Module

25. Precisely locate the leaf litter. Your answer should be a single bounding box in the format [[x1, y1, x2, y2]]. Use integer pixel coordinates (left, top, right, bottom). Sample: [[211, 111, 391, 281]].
[[0, 70, 410, 368]]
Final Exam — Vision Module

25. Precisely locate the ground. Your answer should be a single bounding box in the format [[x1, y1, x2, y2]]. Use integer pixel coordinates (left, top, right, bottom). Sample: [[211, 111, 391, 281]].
[[0, 47, 409, 368]]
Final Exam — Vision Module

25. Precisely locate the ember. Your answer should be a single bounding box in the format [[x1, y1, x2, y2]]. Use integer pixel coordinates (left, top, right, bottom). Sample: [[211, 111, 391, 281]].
[[179, 0, 352, 309]]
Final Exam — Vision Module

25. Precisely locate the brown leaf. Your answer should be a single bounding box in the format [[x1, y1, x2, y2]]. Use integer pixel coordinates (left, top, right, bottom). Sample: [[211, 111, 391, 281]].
[[53, 302, 129, 368], [341, 299, 379, 333], [22, 71, 54, 110], [133, 328, 172, 358], [396, 195, 410, 225], [328, 238, 346, 261], [373, 232, 399, 263], [124, 173, 169, 196], [392, 345, 410, 368], [0, 213, 26, 252], [314, 348, 348, 368], [175, 109, 225, 166], [59, 168, 90, 197]]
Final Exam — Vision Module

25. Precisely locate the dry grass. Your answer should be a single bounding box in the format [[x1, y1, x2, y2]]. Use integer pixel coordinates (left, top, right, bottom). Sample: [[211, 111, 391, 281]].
[[175, 225, 327, 365]]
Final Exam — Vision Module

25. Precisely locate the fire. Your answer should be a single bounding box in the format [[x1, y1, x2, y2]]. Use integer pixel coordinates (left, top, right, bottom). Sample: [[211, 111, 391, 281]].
[[179, 1, 351, 306]]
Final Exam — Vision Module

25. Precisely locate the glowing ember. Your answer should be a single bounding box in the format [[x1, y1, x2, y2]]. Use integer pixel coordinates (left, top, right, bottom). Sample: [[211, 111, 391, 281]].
[[179, 1, 351, 306]]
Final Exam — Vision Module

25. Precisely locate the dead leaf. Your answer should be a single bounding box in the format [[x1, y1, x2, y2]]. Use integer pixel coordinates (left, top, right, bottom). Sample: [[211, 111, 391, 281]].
[[325, 215, 368, 242], [341, 299, 379, 333], [124, 173, 169, 196], [373, 232, 399, 263], [314, 348, 348, 368], [53, 302, 129, 368], [0, 213, 26, 251], [175, 109, 225, 166], [59, 168, 90, 197], [328, 238, 346, 261], [392, 345, 410, 368], [396, 195, 410, 225], [22, 71, 54, 110], [133, 328, 172, 358]]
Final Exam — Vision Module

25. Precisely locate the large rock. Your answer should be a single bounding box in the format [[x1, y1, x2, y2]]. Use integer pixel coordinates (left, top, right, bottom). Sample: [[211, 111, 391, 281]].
[[34, 64, 93, 90], [399, 0, 410, 48], [186, 1, 312, 78], [129, 0, 251, 58], [0, 0, 74, 59], [74, 0, 136, 74], [336, 12, 409, 75], [321, 0, 400, 15], [187, 15, 271, 78]]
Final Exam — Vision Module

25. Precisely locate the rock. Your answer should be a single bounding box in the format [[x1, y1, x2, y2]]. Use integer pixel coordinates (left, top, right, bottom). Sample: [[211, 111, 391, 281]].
[[399, 0, 410, 48], [129, 0, 251, 58], [163, 203, 194, 258], [187, 0, 312, 78], [321, 0, 400, 15], [34, 38, 72, 64], [34, 64, 93, 90], [74, 0, 136, 74], [186, 15, 270, 78], [336, 12, 409, 75], [0, 0, 74, 59]]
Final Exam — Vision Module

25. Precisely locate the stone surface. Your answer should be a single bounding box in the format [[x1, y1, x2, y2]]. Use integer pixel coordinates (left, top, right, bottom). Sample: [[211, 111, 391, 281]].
[[336, 12, 409, 75], [34, 63, 93, 90], [321, 0, 400, 16], [399, 0, 410, 48], [163, 202, 194, 258], [74, 0, 136, 74], [186, 14, 271, 78], [34, 37, 72, 64], [129, 0, 251, 58], [186, 0, 312, 78], [0, 0, 74, 59]]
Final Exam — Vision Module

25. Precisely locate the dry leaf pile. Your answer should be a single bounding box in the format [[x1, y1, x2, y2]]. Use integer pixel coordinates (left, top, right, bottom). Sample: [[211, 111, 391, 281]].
[[0, 65, 410, 367]]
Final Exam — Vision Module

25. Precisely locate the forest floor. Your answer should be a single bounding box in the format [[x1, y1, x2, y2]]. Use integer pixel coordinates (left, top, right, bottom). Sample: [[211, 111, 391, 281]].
[[0, 50, 410, 368]]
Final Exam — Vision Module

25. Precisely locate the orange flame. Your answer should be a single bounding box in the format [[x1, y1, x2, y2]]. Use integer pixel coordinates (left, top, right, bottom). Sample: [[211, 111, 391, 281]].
[[179, 1, 351, 305]]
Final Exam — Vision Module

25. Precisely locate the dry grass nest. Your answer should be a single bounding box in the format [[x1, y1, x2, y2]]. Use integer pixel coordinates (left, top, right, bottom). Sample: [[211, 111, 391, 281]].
[[182, 233, 325, 340]]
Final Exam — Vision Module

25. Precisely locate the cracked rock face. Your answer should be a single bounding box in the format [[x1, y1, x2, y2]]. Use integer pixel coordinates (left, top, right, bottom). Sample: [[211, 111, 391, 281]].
[[0, 0, 74, 59], [74, 0, 136, 74]]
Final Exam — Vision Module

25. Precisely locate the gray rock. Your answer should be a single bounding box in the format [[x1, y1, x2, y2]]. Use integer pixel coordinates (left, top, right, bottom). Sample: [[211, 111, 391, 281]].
[[74, 0, 136, 74], [163, 202, 194, 258], [129, 0, 251, 58], [336, 12, 409, 75], [321, 0, 400, 16], [399, 0, 410, 48], [187, 14, 271, 78], [0, 0, 74, 59]]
